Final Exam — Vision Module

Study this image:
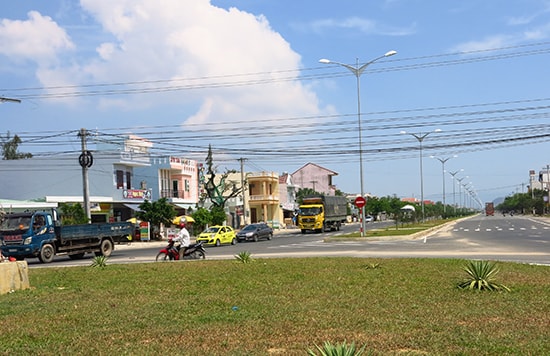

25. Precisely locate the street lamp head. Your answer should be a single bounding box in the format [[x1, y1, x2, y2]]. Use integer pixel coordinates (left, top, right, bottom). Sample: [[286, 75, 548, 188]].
[[399, 130, 407, 134], [384, 50, 397, 57], [434, 129, 442, 133], [319, 59, 331, 64]]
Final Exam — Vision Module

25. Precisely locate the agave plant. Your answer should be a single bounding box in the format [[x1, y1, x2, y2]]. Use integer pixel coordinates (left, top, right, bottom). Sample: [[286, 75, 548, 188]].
[[234, 251, 254, 263], [307, 341, 368, 356], [457, 260, 510, 292], [90, 255, 108, 268]]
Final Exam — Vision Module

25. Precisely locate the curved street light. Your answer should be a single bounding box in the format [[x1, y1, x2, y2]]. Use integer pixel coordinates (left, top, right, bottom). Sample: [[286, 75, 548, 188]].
[[431, 155, 457, 214], [401, 129, 441, 221], [319, 50, 397, 237]]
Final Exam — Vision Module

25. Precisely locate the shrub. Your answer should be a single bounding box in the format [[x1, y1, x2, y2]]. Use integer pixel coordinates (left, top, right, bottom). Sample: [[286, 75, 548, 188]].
[[234, 251, 254, 263], [90, 255, 108, 268], [307, 341, 368, 356], [457, 260, 510, 292]]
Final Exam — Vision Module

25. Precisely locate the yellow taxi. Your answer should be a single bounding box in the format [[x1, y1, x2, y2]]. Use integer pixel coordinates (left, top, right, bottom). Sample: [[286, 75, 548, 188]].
[[196, 225, 237, 246]]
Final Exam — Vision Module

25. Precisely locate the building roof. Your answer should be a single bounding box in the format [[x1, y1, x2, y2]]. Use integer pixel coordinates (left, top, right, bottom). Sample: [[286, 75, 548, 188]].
[[291, 162, 338, 176]]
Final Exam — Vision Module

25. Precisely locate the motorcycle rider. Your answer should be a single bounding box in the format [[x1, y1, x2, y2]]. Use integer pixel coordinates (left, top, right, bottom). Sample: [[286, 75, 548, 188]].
[[172, 221, 191, 260]]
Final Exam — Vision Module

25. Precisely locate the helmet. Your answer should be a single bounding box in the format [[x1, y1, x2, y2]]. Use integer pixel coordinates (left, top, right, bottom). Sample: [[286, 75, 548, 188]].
[[179, 222, 186, 228]]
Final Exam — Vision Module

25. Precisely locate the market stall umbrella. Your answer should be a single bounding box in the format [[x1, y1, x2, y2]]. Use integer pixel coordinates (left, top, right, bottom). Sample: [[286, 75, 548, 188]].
[[172, 215, 195, 225]]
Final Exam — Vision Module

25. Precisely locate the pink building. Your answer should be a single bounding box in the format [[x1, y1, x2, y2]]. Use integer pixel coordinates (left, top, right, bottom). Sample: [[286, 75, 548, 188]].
[[291, 163, 339, 195]]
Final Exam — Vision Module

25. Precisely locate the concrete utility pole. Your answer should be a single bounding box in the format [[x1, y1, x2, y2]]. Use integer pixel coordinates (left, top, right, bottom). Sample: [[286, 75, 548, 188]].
[[238, 158, 248, 226], [78, 129, 93, 223]]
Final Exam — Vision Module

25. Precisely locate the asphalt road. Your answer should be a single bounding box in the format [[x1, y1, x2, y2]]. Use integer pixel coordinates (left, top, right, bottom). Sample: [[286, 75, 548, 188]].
[[26, 214, 550, 268]]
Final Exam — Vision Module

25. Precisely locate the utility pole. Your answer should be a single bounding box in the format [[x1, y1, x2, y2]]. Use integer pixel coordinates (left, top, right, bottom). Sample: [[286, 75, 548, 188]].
[[78, 129, 93, 223], [238, 158, 248, 226], [309, 180, 318, 191]]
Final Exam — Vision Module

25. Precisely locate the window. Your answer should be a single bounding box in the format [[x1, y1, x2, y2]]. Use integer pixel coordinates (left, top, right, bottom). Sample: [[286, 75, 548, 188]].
[[116, 170, 124, 189], [126, 171, 132, 189]]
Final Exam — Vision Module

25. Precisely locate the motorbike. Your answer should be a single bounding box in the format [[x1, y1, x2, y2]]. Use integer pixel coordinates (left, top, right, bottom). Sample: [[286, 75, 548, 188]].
[[155, 240, 206, 261]]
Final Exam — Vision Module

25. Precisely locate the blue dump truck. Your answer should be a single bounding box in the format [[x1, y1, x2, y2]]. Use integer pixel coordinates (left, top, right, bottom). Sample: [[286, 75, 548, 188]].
[[298, 195, 348, 234], [0, 210, 133, 263]]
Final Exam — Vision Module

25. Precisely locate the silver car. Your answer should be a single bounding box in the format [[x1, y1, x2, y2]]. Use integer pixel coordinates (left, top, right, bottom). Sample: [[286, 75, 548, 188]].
[[236, 223, 273, 242]]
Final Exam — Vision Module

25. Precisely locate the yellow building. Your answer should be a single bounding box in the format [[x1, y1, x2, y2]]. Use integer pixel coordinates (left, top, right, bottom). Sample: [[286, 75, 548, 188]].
[[247, 171, 281, 229]]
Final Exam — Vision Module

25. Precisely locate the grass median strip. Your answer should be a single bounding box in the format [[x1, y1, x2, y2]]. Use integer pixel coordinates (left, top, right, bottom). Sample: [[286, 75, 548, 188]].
[[0, 258, 548, 355]]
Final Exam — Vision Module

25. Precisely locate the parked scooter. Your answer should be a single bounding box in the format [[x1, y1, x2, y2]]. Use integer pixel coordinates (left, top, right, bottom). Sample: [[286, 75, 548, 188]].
[[155, 240, 206, 261]]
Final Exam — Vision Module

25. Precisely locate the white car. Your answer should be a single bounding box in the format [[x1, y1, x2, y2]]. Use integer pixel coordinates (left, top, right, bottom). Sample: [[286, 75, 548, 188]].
[[365, 215, 374, 223]]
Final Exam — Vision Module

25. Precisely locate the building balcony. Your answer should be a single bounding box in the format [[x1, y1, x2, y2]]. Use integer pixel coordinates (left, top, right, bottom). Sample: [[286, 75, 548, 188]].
[[249, 194, 279, 204], [248, 171, 279, 181], [160, 189, 189, 199]]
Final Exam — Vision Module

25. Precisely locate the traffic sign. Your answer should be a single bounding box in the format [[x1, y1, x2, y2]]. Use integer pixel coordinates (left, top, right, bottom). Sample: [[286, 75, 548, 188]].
[[354, 196, 366, 208]]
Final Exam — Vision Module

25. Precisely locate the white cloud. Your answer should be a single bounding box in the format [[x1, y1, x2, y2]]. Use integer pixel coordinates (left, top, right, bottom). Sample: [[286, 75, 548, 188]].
[[0, 11, 74, 64], [451, 35, 513, 53], [297, 16, 415, 36], [21, 0, 325, 126], [451, 19, 550, 53]]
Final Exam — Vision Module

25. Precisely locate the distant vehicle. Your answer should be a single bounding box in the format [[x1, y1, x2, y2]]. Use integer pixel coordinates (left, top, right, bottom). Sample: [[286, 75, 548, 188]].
[[298, 195, 348, 233], [485, 202, 495, 216], [0, 210, 132, 263], [236, 223, 273, 242], [364, 215, 374, 223], [196, 226, 237, 246]]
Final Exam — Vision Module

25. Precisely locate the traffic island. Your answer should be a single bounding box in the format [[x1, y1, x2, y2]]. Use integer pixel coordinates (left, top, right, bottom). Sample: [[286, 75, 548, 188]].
[[0, 261, 30, 295]]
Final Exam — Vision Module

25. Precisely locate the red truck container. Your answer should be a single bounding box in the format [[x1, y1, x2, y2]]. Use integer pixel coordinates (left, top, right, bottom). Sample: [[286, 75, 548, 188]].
[[485, 202, 495, 216]]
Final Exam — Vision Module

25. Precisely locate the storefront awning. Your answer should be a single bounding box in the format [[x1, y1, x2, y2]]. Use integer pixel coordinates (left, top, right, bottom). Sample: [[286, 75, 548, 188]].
[[173, 203, 194, 210], [123, 203, 142, 211]]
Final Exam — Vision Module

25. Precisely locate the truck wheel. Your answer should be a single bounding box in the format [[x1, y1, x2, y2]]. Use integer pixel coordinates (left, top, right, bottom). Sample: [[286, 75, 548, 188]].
[[96, 239, 114, 257], [39, 244, 55, 263], [301, 229, 306, 234]]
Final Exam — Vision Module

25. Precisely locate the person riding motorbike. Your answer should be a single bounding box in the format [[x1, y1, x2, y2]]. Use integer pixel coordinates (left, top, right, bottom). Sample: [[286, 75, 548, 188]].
[[172, 221, 191, 259]]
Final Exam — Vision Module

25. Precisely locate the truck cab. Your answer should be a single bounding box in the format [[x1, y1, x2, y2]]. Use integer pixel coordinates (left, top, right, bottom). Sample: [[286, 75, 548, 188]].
[[0, 211, 56, 261], [298, 203, 325, 233]]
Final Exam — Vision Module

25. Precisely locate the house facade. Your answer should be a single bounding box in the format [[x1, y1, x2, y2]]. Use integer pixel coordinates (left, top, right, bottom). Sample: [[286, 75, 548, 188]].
[[291, 162, 339, 195], [133, 156, 199, 215]]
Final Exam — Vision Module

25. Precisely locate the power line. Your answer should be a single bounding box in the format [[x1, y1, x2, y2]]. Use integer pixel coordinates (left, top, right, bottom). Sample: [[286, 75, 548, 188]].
[[3, 42, 549, 100]]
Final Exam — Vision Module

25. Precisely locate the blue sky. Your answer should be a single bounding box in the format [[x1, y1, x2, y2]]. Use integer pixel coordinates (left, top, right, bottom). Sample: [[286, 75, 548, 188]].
[[1, 0, 549, 206]]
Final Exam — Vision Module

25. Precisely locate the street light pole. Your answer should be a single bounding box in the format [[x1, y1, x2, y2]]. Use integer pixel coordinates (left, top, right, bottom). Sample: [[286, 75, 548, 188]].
[[448, 169, 463, 213], [456, 176, 467, 210], [401, 129, 441, 221], [320, 50, 397, 237], [431, 155, 457, 215]]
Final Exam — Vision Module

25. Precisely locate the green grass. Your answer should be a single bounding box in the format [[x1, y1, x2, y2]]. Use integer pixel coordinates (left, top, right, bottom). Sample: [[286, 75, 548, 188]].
[[335, 219, 457, 239], [0, 258, 548, 355]]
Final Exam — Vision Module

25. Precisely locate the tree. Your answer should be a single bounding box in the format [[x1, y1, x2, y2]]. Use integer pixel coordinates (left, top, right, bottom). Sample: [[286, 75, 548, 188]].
[[136, 198, 177, 240], [203, 145, 242, 208], [210, 206, 227, 225], [191, 207, 212, 236], [58, 203, 88, 225], [296, 188, 321, 204], [1, 131, 33, 160]]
